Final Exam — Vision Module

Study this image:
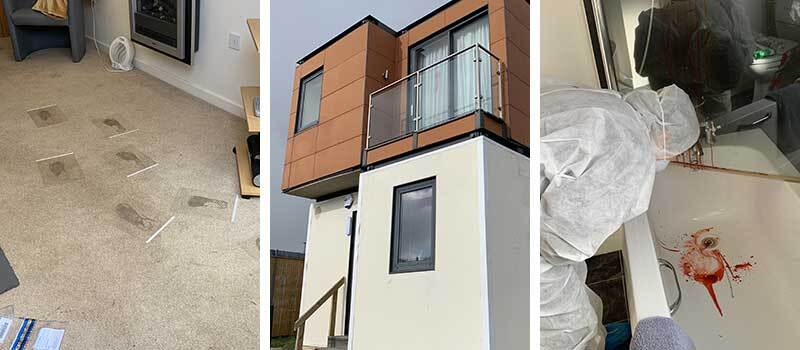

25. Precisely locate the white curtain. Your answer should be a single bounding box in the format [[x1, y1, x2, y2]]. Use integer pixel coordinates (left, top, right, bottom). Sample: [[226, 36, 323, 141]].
[[453, 17, 490, 117], [414, 15, 490, 130], [416, 35, 450, 130]]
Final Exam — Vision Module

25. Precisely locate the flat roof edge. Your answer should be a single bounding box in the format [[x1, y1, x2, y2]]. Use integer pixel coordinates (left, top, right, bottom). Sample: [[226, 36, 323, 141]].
[[296, 16, 396, 65], [296, 0, 465, 65]]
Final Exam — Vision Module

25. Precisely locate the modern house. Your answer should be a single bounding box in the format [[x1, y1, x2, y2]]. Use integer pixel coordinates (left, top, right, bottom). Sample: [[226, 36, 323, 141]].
[[281, 1, 530, 349]]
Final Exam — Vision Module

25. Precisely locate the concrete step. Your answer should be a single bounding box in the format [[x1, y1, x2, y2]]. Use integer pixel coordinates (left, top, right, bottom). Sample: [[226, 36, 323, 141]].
[[326, 335, 348, 349]]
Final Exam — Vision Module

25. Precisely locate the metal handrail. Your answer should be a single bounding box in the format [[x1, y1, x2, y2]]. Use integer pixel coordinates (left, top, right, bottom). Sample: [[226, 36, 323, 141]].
[[368, 43, 497, 98], [294, 277, 346, 350], [366, 43, 504, 150], [658, 259, 682, 315]]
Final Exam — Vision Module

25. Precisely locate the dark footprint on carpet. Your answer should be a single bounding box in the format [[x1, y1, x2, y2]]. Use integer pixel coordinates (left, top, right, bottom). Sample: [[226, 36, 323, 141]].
[[103, 118, 126, 133], [107, 146, 156, 176], [49, 161, 65, 177], [172, 188, 232, 221], [115, 203, 159, 231], [37, 154, 84, 185], [116, 151, 143, 166], [187, 196, 228, 210], [28, 105, 66, 127]]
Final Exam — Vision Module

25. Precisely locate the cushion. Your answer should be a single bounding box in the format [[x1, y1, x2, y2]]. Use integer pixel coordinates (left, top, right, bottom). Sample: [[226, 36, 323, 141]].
[[11, 7, 66, 26]]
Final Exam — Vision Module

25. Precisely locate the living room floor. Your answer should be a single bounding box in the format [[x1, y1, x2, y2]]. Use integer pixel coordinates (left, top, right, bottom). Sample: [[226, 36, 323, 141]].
[[0, 39, 259, 349]]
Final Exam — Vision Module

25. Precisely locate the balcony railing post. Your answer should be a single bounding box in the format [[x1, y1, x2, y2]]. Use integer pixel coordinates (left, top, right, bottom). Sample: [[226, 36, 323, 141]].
[[414, 71, 422, 132], [366, 101, 373, 149], [474, 44, 481, 112], [498, 62, 504, 120]]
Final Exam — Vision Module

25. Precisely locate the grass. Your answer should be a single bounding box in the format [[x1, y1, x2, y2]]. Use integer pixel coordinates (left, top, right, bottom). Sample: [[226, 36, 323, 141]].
[[271, 336, 296, 350]]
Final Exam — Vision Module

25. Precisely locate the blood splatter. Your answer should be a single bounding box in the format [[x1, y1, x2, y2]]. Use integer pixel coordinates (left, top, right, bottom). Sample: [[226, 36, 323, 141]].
[[733, 262, 753, 272], [659, 227, 756, 317]]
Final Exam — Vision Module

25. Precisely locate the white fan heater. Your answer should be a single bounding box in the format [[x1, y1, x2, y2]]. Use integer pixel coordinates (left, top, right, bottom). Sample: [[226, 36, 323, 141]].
[[108, 37, 135, 72]]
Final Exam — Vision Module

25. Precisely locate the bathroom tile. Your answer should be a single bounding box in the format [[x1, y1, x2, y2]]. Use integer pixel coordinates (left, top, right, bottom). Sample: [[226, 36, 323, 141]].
[[588, 277, 628, 324], [586, 250, 623, 284]]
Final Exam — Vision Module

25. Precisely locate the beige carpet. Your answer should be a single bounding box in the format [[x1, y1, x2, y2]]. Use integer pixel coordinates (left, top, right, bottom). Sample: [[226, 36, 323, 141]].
[[0, 40, 259, 348]]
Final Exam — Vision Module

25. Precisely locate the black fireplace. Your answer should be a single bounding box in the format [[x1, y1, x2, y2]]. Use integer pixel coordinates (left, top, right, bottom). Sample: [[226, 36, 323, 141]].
[[129, 0, 199, 64]]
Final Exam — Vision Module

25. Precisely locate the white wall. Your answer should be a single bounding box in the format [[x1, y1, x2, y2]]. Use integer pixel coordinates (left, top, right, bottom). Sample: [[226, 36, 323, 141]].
[[83, 0, 259, 116], [351, 138, 487, 350], [603, 0, 635, 89], [298, 196, 355, 347], [541, 0, 600, 88], [482, 139, 530, 350]]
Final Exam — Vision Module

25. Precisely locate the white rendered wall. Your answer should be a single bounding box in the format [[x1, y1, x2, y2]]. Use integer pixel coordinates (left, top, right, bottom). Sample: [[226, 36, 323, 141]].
[[541, 0, 600, 88], [298, 195, 355, 348], [350, 138, 486, 350], [482, 138, 530, 350], [83, 0, 259, 116]]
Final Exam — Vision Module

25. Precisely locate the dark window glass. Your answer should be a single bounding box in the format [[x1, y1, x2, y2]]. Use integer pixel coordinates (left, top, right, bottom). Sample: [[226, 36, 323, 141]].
[[391, 178, 436, 273], [296, 70, 323, 132]]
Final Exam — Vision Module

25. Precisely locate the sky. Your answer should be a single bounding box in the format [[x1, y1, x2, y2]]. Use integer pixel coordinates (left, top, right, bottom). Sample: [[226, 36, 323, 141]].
[[269, 0, 451, 253]]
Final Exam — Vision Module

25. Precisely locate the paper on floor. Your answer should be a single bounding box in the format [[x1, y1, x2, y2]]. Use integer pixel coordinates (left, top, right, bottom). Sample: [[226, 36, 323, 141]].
[[32, 327, 65, 350]]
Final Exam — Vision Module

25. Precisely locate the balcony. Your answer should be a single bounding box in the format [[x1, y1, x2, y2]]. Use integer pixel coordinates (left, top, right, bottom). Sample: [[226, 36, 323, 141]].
[[366, 44, 505, 161]]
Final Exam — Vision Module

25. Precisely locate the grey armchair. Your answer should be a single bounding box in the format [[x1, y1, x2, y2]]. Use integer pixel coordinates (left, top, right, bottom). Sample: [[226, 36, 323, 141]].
[[2, 0, 85, 62]]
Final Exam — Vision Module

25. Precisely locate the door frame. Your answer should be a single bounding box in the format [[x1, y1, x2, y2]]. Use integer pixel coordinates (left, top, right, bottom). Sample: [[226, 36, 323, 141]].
[[344, 210, 357, 335]]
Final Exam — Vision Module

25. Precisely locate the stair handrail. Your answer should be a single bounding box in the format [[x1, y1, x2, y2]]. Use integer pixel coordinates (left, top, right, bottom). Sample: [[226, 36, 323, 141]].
[[294, 276, 347, 350]]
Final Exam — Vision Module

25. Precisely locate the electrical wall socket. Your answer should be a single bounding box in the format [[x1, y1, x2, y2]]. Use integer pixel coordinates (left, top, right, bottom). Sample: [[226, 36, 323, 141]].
[[228, 32, 241, 51]]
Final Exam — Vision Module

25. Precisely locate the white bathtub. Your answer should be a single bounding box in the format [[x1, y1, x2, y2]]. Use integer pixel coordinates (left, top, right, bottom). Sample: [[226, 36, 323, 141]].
[[623, 129, 800, 348]]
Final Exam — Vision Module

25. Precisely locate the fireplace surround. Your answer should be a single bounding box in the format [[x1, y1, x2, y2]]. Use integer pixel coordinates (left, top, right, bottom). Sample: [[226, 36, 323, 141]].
[[129, 0, 199, 64]]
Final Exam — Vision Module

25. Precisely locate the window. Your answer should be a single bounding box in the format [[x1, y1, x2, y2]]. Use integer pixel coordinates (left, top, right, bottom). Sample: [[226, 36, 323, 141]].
[[296, 69, 323, 132], [390, 178, 436, 273], [408, 12, 491, 129]]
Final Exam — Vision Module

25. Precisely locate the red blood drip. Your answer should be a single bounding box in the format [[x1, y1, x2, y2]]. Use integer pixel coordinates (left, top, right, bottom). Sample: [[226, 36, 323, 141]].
[[733, 262, 753, 272], [698, 271, 725, 317]]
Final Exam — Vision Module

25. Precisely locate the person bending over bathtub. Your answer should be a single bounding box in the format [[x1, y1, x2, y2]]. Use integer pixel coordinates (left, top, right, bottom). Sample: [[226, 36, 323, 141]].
[[540, 80, 699, 350]]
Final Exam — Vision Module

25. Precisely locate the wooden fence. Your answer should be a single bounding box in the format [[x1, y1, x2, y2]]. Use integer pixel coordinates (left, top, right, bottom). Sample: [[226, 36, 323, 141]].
[[271, 250, 305, 337]]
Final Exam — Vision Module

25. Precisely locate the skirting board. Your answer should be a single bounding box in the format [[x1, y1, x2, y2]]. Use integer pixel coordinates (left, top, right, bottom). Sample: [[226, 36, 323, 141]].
[[87, 36, 246, 118]]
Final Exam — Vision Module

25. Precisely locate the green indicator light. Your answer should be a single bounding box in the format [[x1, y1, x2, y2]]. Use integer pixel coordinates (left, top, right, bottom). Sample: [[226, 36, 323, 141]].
[[754, 48, 774, 59]]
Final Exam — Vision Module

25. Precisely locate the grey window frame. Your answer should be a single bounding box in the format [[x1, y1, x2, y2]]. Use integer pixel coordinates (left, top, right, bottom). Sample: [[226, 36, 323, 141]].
[[390, 177, 436, 274], [295, 68, 324, 133]]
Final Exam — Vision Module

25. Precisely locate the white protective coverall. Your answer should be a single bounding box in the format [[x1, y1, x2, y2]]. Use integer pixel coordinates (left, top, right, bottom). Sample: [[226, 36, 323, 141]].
[[540, 81, 699, 350]]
